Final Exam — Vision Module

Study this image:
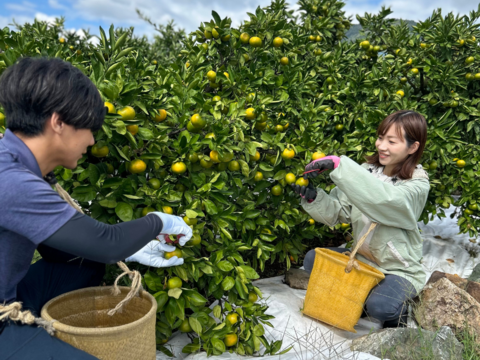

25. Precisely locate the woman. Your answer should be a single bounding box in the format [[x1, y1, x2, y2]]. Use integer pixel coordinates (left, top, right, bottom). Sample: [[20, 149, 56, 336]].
[[292, 110, 429, 328]]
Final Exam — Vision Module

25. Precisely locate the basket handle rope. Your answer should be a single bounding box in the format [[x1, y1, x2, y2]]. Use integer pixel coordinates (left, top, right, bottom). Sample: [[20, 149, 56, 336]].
[[344, 222, 378, 273], [54, 183, 144, 316]]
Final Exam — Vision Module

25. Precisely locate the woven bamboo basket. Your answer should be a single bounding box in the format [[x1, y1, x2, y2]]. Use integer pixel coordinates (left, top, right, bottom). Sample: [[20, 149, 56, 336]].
[[41, 286, 157, 360], [303, 223, 385, 332]]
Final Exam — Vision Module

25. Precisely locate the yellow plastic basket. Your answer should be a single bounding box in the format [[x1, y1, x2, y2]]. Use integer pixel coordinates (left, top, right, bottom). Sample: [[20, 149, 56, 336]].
[[303, 223, 385, 332]]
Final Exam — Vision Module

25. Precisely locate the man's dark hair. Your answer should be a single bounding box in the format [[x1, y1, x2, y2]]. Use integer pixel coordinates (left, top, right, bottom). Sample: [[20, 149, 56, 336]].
[[0, 57, 105, 136]]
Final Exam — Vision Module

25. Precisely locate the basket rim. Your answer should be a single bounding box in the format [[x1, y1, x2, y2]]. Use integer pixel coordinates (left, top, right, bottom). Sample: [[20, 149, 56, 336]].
[[40, 286, 157, 335], [314, 248, 385, 280]]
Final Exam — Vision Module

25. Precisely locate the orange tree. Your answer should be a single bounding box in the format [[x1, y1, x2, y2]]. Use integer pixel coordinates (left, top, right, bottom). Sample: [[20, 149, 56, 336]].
[[1, 0, 480, 356]]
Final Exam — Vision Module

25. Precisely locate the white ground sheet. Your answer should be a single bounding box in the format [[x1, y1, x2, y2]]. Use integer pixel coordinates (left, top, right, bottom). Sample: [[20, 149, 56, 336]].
[[157, 203, 480, 360]]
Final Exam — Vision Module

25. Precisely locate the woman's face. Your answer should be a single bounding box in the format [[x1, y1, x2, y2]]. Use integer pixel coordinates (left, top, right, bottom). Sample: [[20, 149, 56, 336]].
[[375, 124, 418, 168]]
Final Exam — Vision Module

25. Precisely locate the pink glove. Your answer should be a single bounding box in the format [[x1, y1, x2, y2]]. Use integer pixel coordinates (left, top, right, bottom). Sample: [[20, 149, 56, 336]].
[[303, 155, 341, 178]]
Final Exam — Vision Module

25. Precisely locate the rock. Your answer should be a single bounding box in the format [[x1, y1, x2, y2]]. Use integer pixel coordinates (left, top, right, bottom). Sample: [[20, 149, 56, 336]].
[[426, 270, 480, 303], [416, 277, 480, 345], [351, 326, 463, 360], [468, 263, 480, 283], [284, 268, 309, 290]]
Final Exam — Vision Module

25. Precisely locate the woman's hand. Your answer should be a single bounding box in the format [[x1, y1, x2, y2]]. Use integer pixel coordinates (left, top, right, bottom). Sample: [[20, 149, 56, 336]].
[[291, 182, 317, 202], [303, 155, 341, 179]]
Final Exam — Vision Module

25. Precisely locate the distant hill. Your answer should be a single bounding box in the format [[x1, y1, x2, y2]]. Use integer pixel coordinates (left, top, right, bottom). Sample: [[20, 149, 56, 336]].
[[345, 19, 418, 42]]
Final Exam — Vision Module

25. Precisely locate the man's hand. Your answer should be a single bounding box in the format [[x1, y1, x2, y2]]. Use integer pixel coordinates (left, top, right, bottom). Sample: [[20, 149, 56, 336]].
[[126, 241, 183, 267], [303, 155, 341, 179], [291, 182, 317, 202], [148, 212, 192, 246]]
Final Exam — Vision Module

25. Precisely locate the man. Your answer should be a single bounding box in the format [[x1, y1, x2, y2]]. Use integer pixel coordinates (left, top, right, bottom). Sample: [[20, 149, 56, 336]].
[[0, 57, 191, 359]]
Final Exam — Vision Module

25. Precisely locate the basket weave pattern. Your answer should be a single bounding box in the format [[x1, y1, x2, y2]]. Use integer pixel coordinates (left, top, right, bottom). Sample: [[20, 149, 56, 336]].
[[303, 249, 385, 332], [41, 286, 157, 360]]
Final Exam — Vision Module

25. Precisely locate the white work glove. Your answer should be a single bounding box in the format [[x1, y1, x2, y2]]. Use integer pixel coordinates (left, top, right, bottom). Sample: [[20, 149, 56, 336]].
[[126, 241, 184, 267], [148, 212, 193, 246]]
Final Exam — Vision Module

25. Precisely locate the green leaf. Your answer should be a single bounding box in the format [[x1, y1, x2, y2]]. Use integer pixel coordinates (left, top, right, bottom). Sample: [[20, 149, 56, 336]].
[[238, 159, 250, 177], [186, 209, 198, 218], [138, 128, 154, 140], [144, 270, 163, 292], [189, 317, 202, 335], [98, 199, 117, 208], [71, 185, 96, 203], [203, 199, 218, 215], [217, 260, 234, 272], [154, 291, 169, 311], [239, 265, 259, 279], [213, 305, 222, 319], [168, 288, 183, 299], [221, 276, 235, 291], [253, 324, 264, 336], [211, 338, 226, 352], [182, 343, 201, 354], [115, 202, 133, 221]]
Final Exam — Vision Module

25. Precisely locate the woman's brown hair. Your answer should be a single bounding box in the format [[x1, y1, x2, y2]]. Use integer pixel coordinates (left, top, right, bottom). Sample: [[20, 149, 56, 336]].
[[365, 110, 427, 180]]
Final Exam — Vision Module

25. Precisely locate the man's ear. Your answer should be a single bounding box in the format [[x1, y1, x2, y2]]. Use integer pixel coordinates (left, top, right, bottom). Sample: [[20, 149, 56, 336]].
[[46, 113, 64, 135]]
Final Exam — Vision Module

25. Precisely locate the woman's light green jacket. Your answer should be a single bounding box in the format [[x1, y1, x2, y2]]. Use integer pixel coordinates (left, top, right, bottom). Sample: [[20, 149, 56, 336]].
[[301, 155, 430, 293]]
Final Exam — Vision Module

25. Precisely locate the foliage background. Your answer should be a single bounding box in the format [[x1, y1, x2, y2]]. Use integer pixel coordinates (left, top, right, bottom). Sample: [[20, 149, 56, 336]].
[[2, 0, 480, 355]]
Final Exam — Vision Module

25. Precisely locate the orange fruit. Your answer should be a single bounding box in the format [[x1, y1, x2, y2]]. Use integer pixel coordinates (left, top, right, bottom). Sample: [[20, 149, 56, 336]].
[[254, 171, 263, 182], [129, 159, 147, 174], [396, 90, 405, 97], [179, 319, 192, 333], [190, 233, 201, 246], [148, 178, 161, 189], [212, 95, 221, 102], [315, 49, 322, 56], [221, 34, 231, 42], [204, 30, 212, 39], [251, 151, 261, 161], [335, 124, 344, 131], [285, 173, 296, 184], [104, 102, 116, 114], [190, 114, 205, 129], [142, 206, 155, 217], [341, 223, 350, 229], [273, 37, 283, 47], [255, 122, 267, 131], [249, 36, 262, 47], [360, 40, 370, 49], [228, 161, 240, 171], [167, 276, 183, 289], [224, 333, 238, 347], [162, 206, 173, 214], [295, 178, 309, 187], [126, 125, 138, 135], [280, 57, 289, 65], [245, 108, 256, 120], [281, 148, 295, 160], [188, 152, 199, 163], [465, 56, 474, 65], [59, 37, 65, 43], [312, 152, 325, 160], [243, 54, 250, 62], [226, 313, 239, 325], [205, 132, 216, 139], [183, 216, 198, 226], [206, 70, 216, 82], [200, 157, 213, 169], [411, 68, 419, 75], [457, 160, 466, 168], [308, 218, 315, 225], [91, 144, 109, 158], [171, 162, 187, 174], [271, 185, 283, 196], [248, 291, 258, 303], [210, 151, 221, 163], [118, 106, 136, 120], [212, 28, 219, 39], [154, 109, 167, 122], [275, 125, 284, 133], [240, 33, 250, 44]]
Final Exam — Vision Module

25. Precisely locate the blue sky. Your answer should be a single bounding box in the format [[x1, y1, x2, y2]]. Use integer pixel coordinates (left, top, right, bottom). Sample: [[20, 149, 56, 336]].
[[0, 0, 476, 40]]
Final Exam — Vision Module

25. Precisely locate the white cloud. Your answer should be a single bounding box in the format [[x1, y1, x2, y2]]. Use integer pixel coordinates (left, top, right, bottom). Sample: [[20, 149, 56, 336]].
[[34, 12, 58, 25], [344, 0, 478, 24]]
